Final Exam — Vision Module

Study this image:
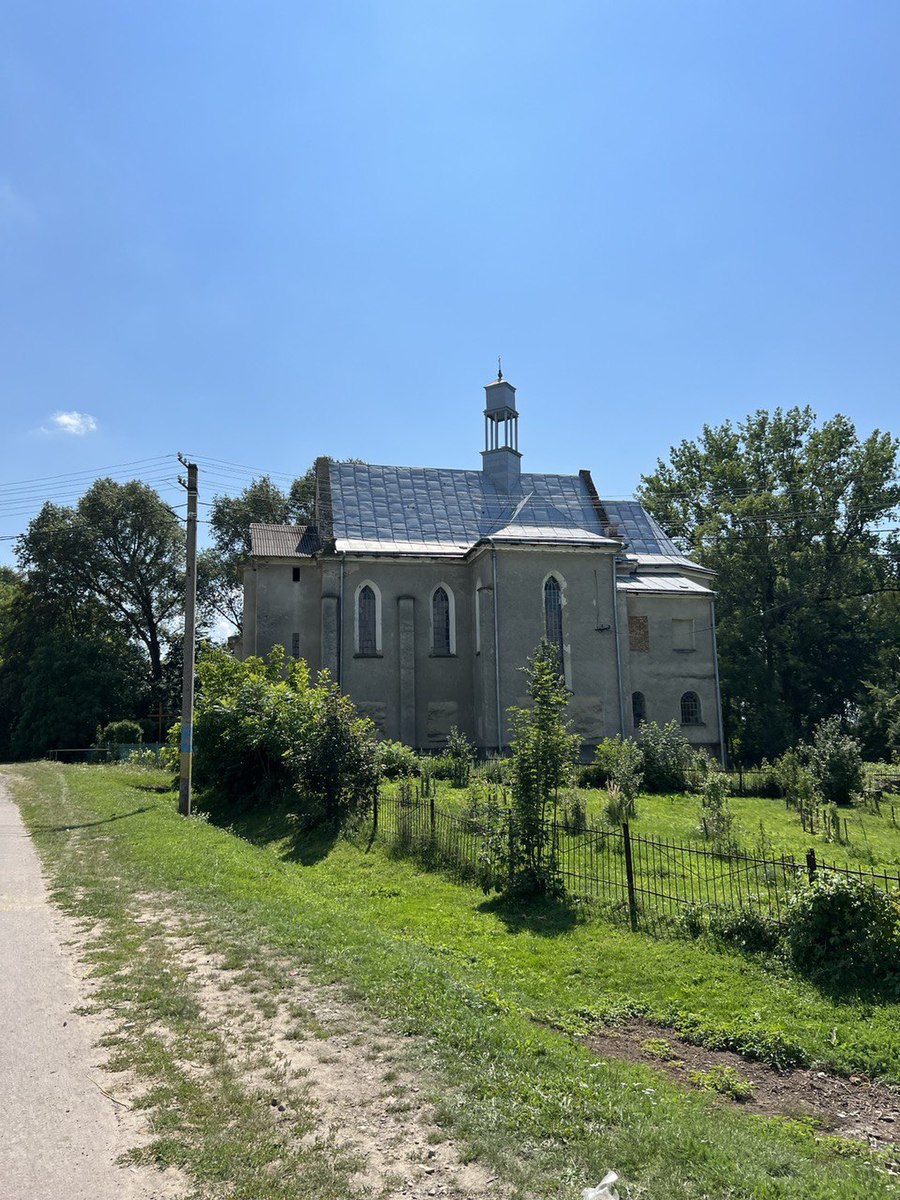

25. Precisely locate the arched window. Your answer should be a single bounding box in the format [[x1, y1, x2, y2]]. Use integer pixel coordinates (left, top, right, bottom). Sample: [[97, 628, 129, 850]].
[[544, 575, 564, 669], [681, 691, 701, 725], [432, 586, 452, 655], [632, 691, 646, 727], [357, 584, 378, 656]]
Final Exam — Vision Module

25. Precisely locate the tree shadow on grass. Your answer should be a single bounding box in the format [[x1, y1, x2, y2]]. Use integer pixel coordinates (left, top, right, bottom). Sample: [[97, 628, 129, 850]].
[[198, 791, 340, 866], [476, 891, 583, 937], [30, 806, 153, 832]]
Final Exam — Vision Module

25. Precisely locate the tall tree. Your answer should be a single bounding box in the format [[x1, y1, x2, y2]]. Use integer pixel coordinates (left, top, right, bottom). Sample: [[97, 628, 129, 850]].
[[200, 467, 316, 633], [638, 408, 900, 761], [16, 478, 184, 685]]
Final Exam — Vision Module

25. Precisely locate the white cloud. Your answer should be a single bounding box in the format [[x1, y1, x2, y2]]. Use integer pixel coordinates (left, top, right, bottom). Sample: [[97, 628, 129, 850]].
[[45, 410, 99, 436]]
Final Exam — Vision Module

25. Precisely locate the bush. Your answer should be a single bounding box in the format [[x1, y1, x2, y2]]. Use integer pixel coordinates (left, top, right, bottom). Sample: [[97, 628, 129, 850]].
[[639, 721, 695, 793], [446, 725, 475, 787], [96, 719, 143, 747], [171, 646, 379, 828], [808, 716, 865, 806], [708, 907, 782, 954], [772, 747, 817, 806], [784, 872, 900, 987], [377, 740, 420, 779], [575, 762, 608, 789], [697, 770, 735, 849]]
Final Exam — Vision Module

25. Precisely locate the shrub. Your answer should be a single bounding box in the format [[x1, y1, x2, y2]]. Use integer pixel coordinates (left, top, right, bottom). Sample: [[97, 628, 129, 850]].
[[808, 716, 865, 806], [126, 747, 162, 769], [477, 754, 510, 786], [772, 747, 817, 806], [639, 721, 695, 793], [171, 646, 379, 828], [446, 725, 475, 787], [506, 640, 580, 896], [784, 872, 900, 987], [697, 770, 735, 848], [561, 787, 587, 834], [589, 737, 624, 788], [96, 719, 143, 747], [377, 740, 420, 779], [708, 907, 782, 954], [575, 762, 608, 789]]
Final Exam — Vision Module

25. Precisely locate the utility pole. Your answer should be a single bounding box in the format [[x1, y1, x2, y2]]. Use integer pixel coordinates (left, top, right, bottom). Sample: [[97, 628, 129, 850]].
[[177, 455, 198, 816]]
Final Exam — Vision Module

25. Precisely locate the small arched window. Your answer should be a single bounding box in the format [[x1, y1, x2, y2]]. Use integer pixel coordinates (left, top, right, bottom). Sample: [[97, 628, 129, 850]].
[[680, 691, 701, 725], [544, 576, 564, 669], [357, 585, 377, 656], [432, 586, 451, 655], [632, 691, 646, 728]]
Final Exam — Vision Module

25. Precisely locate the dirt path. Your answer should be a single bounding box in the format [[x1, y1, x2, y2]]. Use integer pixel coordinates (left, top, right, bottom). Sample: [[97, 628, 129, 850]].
[[0, 776, 186, 1200]]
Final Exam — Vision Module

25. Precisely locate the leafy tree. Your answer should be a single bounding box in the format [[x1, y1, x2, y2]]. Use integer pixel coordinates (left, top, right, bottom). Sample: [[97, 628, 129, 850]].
[[16, 479, 184, 686], [200, 470, 315, 632], [0, 579, 147, 758], [639, 408, 900, 761], [807, 716, 864, 806], [639, 721, 696, 792], [507, 640, 580, 895]]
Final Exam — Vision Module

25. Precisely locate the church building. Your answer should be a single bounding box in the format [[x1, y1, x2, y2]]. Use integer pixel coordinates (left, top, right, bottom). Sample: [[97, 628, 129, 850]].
[[240, 376, 724, 759]]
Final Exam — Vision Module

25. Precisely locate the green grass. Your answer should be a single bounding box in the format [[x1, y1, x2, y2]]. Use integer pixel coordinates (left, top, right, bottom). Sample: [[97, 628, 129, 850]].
[[8, 762, 900, 1200], [411, 777, 900, 870]]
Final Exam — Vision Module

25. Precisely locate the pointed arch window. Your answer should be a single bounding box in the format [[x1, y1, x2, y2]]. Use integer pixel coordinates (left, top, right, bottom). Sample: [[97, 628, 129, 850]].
[[432, 586, 451, 655], [632, 691, 646, 728], [680, 691, 702, 725], [544, 575, 564, 668], [357, 585, 378, 656]]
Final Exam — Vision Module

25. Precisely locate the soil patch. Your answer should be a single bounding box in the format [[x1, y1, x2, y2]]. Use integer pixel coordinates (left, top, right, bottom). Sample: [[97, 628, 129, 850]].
[[586, 1017, 900, 1158]]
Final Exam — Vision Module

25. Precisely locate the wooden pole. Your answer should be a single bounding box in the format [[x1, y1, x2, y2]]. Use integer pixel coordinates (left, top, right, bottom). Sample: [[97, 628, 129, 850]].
[[178, 458, 198, 817]]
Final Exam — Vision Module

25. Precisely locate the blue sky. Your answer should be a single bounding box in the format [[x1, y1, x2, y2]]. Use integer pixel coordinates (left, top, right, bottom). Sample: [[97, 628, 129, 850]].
[[1, 1, 899, 563]]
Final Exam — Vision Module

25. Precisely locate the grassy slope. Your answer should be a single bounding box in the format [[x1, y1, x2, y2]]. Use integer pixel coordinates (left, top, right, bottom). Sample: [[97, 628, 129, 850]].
[[10, 762, 900, 1200]]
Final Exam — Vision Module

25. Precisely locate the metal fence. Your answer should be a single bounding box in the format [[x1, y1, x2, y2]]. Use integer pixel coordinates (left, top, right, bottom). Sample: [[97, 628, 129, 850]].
[[374, 791, 900, 936]]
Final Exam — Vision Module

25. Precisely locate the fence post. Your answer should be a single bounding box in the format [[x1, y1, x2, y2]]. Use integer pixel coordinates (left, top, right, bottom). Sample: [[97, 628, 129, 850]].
[[806, 847, 817, 883], [507, 808, 516, 887], [372, 787, 379, 835], [430, 791, 436, 838], [622, 822, 639, 932]]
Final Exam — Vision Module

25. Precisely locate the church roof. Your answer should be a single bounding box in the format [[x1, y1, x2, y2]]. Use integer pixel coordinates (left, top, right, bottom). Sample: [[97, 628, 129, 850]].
[[326, 462, 693, 563], [250, 523, 321, 557]]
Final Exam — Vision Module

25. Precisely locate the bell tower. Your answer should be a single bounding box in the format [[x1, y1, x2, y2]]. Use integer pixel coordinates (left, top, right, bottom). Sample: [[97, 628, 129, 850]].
[[481, 369, 522, 494]]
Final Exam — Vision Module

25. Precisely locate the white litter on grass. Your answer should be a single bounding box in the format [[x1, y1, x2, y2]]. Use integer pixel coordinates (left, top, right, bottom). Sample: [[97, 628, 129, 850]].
[[582, 1170, 619, 1200]]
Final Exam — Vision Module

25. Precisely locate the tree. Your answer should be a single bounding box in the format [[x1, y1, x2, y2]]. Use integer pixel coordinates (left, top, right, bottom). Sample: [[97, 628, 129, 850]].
[[638, 408, 900, 761], [200, 468, 316, 632], [17, 479, 184, 687], [507, 640, 580, 895], [0, 578, 147, 758]]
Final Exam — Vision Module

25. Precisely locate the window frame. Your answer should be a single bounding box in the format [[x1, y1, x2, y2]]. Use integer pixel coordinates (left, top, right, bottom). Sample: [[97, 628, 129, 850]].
[[632, 690, 646, 728], [680, 690, 702, 725], [430, 583, 456, 656], [354, 581, 382, 657]]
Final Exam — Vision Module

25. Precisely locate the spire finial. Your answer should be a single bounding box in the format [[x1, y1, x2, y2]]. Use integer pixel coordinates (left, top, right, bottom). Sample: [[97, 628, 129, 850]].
[[497, 357, 503, 382]]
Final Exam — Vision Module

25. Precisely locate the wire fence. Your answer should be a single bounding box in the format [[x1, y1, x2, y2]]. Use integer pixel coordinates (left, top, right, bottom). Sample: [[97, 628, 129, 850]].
[[374, 790, 900, 936]]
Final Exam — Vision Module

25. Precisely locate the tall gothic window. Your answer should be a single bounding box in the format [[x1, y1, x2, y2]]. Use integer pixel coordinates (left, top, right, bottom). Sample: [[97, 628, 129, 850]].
[[544, 576, 564, 669], [680, 691, 702, 725], [632, 691, 646, 727], [358, 585, 377, 656], [432, 587, 451, 655]]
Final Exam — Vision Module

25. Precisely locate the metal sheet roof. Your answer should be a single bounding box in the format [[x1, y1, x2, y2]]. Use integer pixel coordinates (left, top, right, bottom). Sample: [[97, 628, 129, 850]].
[[616, 574, 713, 595], [250, 523, 321, 557]]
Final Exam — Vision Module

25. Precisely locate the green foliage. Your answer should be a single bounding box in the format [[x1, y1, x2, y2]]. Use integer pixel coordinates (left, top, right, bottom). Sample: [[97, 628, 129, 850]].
[[376, 739, 420, 779], [597, 736, 645, 824], [588, 737, 624, 788], [639, 407, 900, 761], [773, 747, 817, 805], [506, 640, 580, 896], [96, 719, 144, 747], [177, 645, 379, 827], [807, 717, 865, 806], [445, 725, 475, 787], [641, 1036, 680, 1062], [639, 721, 695, 793], [17, 478, 184, 685], [697, 770, 735, 848], [784, 872, 900, 987], [689, 1064, 754, 1102], [561, 787, 588, 834], [707, 907, 783, 954]]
